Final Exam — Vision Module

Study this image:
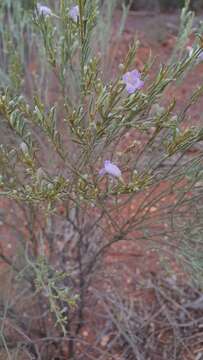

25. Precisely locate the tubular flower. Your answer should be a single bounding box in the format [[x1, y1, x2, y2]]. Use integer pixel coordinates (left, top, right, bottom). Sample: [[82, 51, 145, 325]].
[[37, 4, 52, 17], [99, 160, 122, 178], [122, 69, 144, 94], [69, 5, 79, 22]]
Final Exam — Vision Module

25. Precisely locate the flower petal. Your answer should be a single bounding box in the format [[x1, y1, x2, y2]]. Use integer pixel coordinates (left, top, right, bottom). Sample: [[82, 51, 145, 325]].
[[136, 79, 144, 90], [104, 160, 122, 178], [99, 167, 106, 176], [126, 83, 136, 94], [122, 72, 131, 83], [69, 5, 79, 22], [123, 69, 144, 94], [37, 4, 52, 16], [130, 70, 141, 82]]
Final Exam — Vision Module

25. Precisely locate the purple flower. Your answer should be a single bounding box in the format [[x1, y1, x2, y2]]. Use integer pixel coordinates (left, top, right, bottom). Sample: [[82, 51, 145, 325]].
[[99, 160, 122, 178], [37, 3, 52, 17], [69, 5, 79, 22], [122, 70, 144, 94]]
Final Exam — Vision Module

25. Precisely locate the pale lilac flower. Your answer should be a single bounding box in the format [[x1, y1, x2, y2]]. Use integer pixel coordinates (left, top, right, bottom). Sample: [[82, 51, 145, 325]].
[[37, 3, 52, 17], [122, 70, 144, 94], [99, 160, 122, 178], [69, 5, 79, 22]]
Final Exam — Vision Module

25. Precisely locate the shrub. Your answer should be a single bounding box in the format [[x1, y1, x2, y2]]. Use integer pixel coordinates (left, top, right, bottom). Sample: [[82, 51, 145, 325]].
[[0, 0, 203, 358]]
